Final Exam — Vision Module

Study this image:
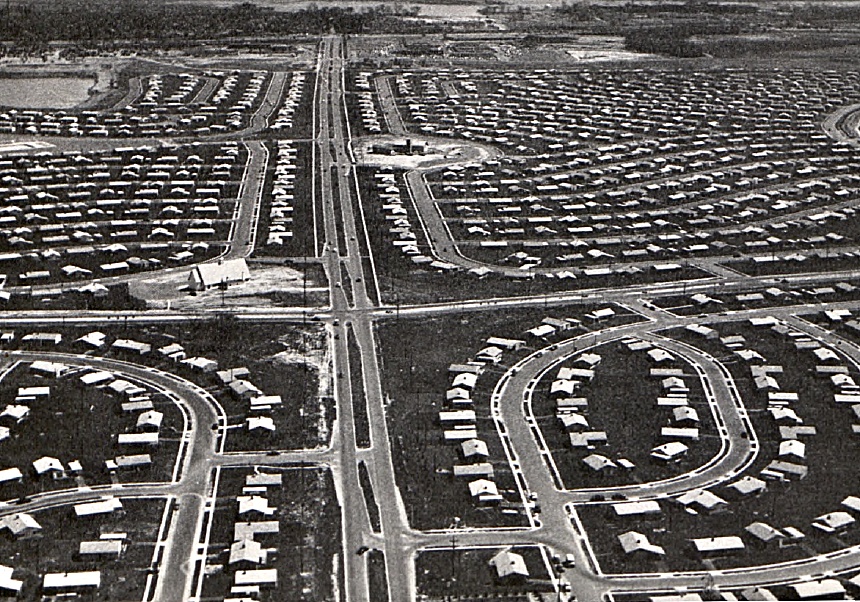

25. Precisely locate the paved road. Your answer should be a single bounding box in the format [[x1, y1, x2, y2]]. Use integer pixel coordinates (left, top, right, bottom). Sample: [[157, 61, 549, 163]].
[[374, 75, 408, 136], [823, 102, 860, 146], [316, 35, 417, 602], [0, 349, 336, 601]]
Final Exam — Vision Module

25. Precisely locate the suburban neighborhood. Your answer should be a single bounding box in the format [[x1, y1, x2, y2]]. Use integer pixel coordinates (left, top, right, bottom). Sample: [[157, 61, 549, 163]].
[[3, 0, 860, 600]]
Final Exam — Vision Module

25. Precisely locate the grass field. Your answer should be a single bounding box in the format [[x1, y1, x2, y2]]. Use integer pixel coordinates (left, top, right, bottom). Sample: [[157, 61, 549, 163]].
[[366, 549, 389, 602], [348, 327, 371, 449], [415, 545, 552, 598], [531, 339, 719, 491], [358, 461, 381, 532]]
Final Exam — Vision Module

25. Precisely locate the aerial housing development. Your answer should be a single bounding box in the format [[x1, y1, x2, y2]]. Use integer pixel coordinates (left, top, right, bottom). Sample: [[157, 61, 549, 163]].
[[2, 0, 860, 600]]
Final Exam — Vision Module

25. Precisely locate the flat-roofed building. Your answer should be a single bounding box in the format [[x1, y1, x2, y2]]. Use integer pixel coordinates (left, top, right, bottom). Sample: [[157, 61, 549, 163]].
[[692, 536, 744, 555], [612, 500, 661, 518], [79, 540, 124, 558], [43, 571, 100, 592], [234, 569, 277, 587], [790, 579, 846, 600]]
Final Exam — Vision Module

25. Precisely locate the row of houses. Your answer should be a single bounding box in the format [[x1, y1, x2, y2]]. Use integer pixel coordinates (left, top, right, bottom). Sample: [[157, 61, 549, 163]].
[[372, 171, 451, 269], [0, 143, 244, 285], [264, 141, 297, 247], [375, 67, 860, 272], [223, 471, 285, 599], [270, 72, 306, 131], [442, 335, 526, 507], [217, 367, 281, 435], [0, 70, 270, 138], [399, 68, 858, 155], [355, 73, 383, 134], [0, 496, 140, 596]]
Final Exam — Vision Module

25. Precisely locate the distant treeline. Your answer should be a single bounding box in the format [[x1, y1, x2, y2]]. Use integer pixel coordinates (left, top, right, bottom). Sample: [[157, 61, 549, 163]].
[[556, 1, 758, 21], [0, 1, 428, 42], [625, 21, 744, 58]]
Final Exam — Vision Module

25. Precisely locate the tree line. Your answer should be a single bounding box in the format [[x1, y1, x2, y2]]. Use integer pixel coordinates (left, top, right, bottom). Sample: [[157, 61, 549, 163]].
[[0, 1, 425, 43]]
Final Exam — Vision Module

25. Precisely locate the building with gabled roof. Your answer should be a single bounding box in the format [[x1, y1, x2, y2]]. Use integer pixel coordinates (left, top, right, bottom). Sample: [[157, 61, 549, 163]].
[[32, 456, 64, 477], [237, 495, 276, 516], [676, 489, 727, 514], [0, 513, 41, 538], [0, 565, 22, 594], [189, 258, 251, 291], [488, 549, 529, 583], [618, 531, 665, 556], [229, 538, 266, 565]]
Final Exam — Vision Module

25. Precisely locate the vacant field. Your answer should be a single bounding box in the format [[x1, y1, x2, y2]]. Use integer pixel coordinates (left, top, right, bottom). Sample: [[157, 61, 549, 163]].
[[415, 545, 552, 598]]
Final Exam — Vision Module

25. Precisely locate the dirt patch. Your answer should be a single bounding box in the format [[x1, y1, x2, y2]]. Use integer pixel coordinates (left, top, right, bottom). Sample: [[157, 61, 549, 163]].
[[353, 135, 501, 170], [130, 264, 327, 309]]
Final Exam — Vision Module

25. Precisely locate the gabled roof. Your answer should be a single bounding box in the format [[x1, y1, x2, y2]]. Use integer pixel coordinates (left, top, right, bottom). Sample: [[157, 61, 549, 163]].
[[229, 538, 265, 565], [488, 550, 529, 579], [237, 495, 276, 516], [0, 513, 40, 536], [33, 456, 63, 474], [618, 531, 665, 555], [190, 258, 250, 288]]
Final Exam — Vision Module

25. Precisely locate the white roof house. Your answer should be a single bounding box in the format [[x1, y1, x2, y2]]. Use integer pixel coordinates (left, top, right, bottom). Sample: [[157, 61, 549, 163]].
[[0, 404, 29, 423], [43, 571, 101, 591], [469, 479, 501, 503], [676, 489, 727, 513], [692, 536, 745, 554], [234, 569, 277, 587], [791, 579, 846, 600], [247, 416, 276, 432], [0, 467, 22, 484], [229, 538, 266, 565], [0, 565, 22, 593], [728, 476, 767, 497], [0, 513, 40, 537], [136, 410, 164, 430], [74, 497, 122, 517], [237, 495, 276, 516], [612, 500, 662, 517], [118, 433, 159, 446], [189, 258, 251, 291], [80, 371, 114, 386], [651, 441, 689, 462], [618, 531, 665, 556], [33, 456, 64, 475], [77, 331, 107, 348], [488, 550, 529, 581], [812, 511, 855, 533]]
